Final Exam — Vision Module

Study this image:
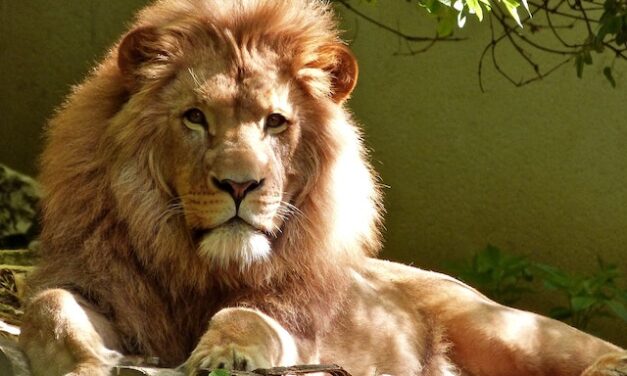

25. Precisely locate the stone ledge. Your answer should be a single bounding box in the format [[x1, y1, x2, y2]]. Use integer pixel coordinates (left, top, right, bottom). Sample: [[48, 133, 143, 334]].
[[0, 340, 350, 376]]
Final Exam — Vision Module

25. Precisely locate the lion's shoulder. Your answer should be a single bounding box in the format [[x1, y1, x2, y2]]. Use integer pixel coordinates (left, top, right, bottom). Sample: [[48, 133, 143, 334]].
[[349, 258, 491, 310], [356, 258, 462, 287]]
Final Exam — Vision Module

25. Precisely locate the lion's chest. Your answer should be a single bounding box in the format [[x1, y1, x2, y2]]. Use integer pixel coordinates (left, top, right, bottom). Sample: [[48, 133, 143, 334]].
[[112, 285, 220, 366]]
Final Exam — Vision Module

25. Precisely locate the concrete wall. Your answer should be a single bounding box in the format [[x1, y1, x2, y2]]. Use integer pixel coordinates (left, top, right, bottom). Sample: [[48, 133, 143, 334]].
[[337, 2, 626, 345], [0, 1, 625, 345], [0, 0, 147, 174]]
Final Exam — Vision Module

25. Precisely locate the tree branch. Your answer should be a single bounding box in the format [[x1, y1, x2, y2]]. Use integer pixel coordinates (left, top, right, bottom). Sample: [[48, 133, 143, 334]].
[[335, 0, 626, 88], [335, 0, 466, 43]]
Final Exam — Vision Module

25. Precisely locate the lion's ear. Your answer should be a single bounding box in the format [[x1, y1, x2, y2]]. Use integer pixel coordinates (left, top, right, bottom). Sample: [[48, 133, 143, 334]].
[[117, 26, 170, 90], [327, 45, 359, 103], [300, 44, 359, 103]]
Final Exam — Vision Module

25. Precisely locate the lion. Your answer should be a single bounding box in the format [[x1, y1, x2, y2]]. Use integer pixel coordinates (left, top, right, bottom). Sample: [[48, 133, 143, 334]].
[[19, 0, 625, 375]]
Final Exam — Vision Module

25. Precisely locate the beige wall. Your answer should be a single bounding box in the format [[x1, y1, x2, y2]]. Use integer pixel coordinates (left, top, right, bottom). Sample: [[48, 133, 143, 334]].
[[338, 2, 627, 345], [0, 0, 147, 174], [1, 1, 625, 345]]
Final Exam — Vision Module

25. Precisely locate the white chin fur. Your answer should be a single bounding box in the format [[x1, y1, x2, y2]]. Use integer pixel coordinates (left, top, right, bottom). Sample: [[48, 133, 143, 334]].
[[197, 222, 271, 269]]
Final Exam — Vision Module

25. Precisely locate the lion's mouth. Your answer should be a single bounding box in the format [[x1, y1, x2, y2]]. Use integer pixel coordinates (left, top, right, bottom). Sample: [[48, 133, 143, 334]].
[[191, 217, 270, 244]]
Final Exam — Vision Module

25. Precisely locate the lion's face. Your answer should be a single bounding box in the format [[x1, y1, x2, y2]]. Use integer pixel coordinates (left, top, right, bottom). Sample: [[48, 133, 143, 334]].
[[38, 0, 381, 303], [160, 51, 302, 267], [94, 2, 376, 274]]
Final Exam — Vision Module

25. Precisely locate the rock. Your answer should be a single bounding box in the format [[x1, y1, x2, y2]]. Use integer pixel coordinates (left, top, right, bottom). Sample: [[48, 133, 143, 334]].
[[0, 165, 40, 251]]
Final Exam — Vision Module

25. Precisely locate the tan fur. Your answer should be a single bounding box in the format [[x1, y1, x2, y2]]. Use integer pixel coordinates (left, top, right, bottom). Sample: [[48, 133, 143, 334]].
[[581, 351, 627, 376], [19, 1, 623, 375]]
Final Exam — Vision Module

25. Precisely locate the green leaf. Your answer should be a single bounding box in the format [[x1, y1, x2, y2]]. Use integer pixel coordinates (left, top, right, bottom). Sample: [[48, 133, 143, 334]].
[[575, 54, 584, 78], [502, 0, 522, 27], [583, 50, 593, 65], [549, 306, 573, 320], [535, 264, 573, 289], [596, 23, 610, 43], [421, 0, 442, 14], [617, 28, 626, 45], [571, 296, 596, 312], [466, 0, 484, 21], [593, 37, 605, 53], [468, 272, 495, 285], [523, 269, 534, 281], [476, 245, 500, 272], [607, 301, 627, 321], [520, 0, 531, 17], [457, 7, 468, 27], [603, 0, 617, 12], [605, 16, 622, 34], [437, 14, 456, 36], [478, 0, 492, 9]]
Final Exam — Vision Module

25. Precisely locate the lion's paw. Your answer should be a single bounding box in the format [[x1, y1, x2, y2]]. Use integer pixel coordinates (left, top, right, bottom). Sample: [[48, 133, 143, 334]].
[[184, 343, 272, 374], [183, 308, 299, 375], [581, 351, 627, 376]]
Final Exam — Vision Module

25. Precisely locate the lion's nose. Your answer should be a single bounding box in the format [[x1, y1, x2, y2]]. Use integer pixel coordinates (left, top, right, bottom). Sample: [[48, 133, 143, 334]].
[[212, 177, 264, 205]]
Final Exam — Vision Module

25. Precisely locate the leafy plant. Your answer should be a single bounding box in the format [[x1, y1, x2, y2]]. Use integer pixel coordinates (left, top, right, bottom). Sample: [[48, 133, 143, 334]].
[[535, 257, 627, 330], [356, 0, 528, 31], [450, 244, 535, 305], [451, 246, 627, 331], [0, 164, 40, 250]]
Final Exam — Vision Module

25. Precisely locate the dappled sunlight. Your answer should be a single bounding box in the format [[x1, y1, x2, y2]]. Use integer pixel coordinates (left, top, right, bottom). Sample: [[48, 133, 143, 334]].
[[496, 309, 541, 348], [320, 269, 427, 375]]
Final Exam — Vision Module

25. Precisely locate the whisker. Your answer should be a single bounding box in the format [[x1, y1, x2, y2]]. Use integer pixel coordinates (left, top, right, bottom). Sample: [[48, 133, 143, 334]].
[[188, 67, 203, 89], [273, 201, 312, 235], [154, 203, 185, 226], [279, 201, 304, 219]]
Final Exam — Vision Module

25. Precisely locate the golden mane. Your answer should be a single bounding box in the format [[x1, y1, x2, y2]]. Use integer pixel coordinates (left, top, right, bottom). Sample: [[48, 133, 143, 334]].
[[30, 0, 382, 363]]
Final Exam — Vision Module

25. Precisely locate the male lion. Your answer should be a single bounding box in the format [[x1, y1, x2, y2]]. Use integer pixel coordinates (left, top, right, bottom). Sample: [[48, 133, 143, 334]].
[[19, 1, 625, 375]]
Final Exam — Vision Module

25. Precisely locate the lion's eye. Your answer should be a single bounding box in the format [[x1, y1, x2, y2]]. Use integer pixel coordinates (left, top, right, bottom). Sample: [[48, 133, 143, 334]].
[[183, 108, 207, 130], [265, 113, 288, 131]]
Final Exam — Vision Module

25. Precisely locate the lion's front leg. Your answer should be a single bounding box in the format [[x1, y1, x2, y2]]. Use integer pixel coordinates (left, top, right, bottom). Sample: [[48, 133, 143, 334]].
[[19, 288, 123, 376], [184, 308, 300, 374]]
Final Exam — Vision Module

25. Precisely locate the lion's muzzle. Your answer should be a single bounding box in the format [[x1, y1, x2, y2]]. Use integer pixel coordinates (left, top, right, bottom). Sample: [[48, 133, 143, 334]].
[[211, 177, 265, 210]]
